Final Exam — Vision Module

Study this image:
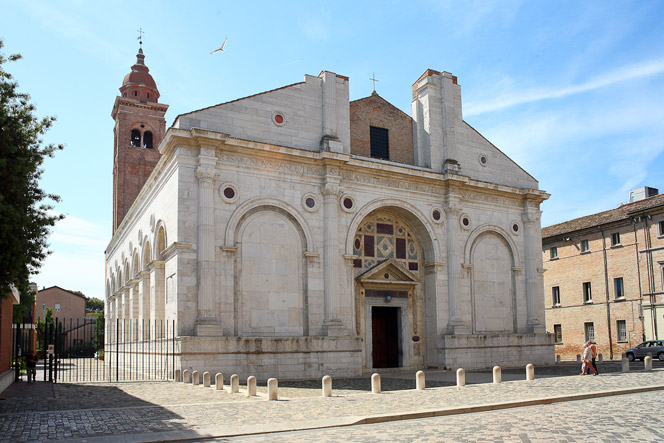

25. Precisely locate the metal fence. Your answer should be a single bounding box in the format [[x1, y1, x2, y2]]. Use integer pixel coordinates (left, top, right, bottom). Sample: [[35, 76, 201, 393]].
[[12, 317, 175, 383]]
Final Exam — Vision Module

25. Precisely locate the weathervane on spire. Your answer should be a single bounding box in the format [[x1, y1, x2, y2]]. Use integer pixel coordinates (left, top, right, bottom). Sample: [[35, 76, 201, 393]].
[[137, 27, 145, 48], [369, 72, 379, 93]]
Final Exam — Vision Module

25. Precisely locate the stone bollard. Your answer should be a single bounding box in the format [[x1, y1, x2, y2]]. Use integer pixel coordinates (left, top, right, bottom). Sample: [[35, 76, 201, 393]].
[[526, 364, 534, 381], [493, 366, 502, 384], [598, 353, 603, 363], [230, 374, 239, 393], [215, 373, 224, 390], [371, 373, 381, 394], [175, 369, 181, 382], [203, 371, 210, 387], [183, 369, 191, 383], [645, 355, 653, 371], [556, 355, 561, 364], [267, 378, 278, 401], [456, 368, 465, 387], [622, 357, 630, 373], [576, 354, 581, 363], [192, 370, 199, 385], [322, 375, 332, 398], [416, 370, 425, 390], [247, 376, 257, 396]]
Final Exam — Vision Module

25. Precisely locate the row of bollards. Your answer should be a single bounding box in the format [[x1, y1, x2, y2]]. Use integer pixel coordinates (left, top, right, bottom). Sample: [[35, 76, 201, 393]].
[[175, 359, 651, 401], [621, 354, 653, 373]]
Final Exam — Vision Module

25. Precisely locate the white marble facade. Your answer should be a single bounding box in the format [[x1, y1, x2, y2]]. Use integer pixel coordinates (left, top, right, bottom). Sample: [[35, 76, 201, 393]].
[[105, 69, 554, 379]]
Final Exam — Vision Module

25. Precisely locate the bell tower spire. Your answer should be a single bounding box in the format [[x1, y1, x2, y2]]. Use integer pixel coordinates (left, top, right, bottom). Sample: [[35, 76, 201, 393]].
[[111, 39, 169, 233]]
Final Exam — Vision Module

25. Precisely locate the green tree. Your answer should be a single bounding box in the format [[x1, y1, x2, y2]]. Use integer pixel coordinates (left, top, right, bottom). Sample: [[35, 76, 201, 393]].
[[86, 297, 105, 313], [93, 311, 104, 351], [0, 40, 63, 298]]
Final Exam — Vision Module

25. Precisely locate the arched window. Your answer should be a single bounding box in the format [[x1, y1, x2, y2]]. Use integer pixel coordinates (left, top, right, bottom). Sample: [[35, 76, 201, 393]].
[[143, 131, 153, 149], [130, 129, 141, 147]]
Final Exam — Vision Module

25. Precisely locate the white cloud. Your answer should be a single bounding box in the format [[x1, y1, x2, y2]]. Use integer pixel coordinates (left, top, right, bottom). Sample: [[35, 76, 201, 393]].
[[466, 58, 664, 116], [32, 214, 110, 299]]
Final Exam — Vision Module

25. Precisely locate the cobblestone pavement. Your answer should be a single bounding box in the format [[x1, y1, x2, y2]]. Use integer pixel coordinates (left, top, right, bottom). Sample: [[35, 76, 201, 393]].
[[0, 365, 663, 442], [218, 390, 664, 442]]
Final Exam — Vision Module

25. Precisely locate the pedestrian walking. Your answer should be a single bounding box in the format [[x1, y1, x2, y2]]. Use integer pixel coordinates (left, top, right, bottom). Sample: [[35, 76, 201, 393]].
[[581, 342, 597, 375], [26, 353, 38, 382], [585, 341, 599, 375]]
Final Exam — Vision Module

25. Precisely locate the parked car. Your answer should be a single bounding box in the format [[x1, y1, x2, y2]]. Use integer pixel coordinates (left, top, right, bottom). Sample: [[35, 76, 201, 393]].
[[625, 340, 664, 361]]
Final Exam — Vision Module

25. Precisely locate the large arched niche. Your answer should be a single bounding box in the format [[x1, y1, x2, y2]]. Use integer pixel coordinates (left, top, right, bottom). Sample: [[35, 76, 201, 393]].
[[232, 205, 310, 337], [347, 199, 439, 369], [465, 225, 517, 333]]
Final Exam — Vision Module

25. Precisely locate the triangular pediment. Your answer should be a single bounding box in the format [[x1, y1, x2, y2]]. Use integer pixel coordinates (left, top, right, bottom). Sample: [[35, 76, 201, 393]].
[[356, 259, 419, 285]]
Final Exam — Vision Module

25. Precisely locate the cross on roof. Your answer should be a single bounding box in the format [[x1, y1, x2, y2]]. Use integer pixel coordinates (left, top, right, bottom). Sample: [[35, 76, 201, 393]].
[[137, 27, 145, 47], [369, 73, 379, 93]]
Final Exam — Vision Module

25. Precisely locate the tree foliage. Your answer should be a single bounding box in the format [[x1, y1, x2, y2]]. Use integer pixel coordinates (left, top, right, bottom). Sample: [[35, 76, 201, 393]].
[[0, 40, 64, 297], [86, 297, 104, 313]]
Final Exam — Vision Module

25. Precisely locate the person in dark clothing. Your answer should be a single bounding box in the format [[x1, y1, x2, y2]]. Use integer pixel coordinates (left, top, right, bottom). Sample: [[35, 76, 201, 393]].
[[26, 353, 38, 382]]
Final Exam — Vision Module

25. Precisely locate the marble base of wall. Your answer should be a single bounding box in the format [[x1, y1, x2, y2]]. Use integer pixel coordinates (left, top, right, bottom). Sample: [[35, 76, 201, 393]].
[[0, 369, 15, 395], [439, 333, 555, 370], [177, 335, 363, 381]]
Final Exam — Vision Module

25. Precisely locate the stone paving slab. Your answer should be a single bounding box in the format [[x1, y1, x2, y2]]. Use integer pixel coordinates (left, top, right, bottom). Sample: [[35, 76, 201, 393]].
[[1, 367, 663, 442]]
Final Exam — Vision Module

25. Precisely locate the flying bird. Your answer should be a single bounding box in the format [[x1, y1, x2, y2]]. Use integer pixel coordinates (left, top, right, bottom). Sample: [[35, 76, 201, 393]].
[[211, 38, 228, 54]]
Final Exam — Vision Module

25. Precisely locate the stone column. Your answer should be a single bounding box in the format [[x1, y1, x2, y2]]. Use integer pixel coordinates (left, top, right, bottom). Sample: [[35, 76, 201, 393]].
[[138, 271, 150, 338], [523, 205, 545, 333], [321, 178, 343, 336], [195, 149, 222, 336], [445, 197, 469, 334], [149, 261, 165, 337]]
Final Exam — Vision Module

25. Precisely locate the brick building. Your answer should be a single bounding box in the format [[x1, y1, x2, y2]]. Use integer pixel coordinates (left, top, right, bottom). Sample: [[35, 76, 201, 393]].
[[542, 187, 664, 360], [37, 286, 95, 349], [0, 286, 20, 393]]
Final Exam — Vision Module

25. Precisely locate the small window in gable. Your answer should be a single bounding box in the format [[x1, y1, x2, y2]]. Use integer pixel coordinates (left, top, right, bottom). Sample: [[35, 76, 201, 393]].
[[370, 126, 389, 160], [130, 129, 141, 147], [147, 93, 150, 99], [143, 131, 153, 149]]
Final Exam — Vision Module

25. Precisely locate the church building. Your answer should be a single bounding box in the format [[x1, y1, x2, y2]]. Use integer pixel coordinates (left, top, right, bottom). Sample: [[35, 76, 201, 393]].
[[105, 47, 554, 379]]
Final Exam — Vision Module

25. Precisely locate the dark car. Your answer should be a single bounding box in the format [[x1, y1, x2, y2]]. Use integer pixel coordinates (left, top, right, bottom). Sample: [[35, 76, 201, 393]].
[[625, 340, 664, 361]]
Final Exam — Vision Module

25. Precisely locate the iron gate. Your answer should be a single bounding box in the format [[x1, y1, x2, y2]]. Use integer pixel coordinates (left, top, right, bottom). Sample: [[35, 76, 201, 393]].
[[12, 317, 175, 383]]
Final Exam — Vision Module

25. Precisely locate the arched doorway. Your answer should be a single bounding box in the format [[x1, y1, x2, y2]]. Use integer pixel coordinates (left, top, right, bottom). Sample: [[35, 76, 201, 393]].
[[352, 213, 424, 369]]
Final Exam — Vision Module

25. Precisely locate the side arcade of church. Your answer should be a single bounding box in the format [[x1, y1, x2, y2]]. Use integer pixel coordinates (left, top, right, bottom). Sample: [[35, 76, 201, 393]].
[[105, 50, 554, 379]]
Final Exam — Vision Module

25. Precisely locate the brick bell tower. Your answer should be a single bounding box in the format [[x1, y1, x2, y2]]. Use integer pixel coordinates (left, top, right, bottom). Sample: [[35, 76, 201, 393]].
[[111, 44, 168, 233]]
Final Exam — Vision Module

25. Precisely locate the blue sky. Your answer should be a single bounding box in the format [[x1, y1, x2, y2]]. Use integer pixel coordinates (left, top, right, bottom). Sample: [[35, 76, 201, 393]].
[[2, 0, 663, 299]]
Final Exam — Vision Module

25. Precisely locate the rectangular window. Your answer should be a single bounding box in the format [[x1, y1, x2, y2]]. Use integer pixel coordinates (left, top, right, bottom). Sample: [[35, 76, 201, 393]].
[[614, 277, 624, 299], [364, 235, 375, 257], [611, 232, 621, 246], [369, 126, 389, 160], [580, 239, 589, 253], [42, 303, 45, 311], [554, 324, 562, 344], [55, 303, 61, 312], [583, 282, 592, 303], [550, 247, 558, 259], [658, 220, 664, 237], [584, 322, 595, 342], [395, 238, 406, 259], [552, 286, 561, 306], [617, 319, 627, 342]]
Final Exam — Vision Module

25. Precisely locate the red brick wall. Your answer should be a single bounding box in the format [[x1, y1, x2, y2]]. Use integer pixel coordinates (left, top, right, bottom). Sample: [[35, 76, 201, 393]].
[[112, 99, 167, 232], [349, 94, 414, 165], [0, 296, 14, 373], [543, 222, 646, 360]]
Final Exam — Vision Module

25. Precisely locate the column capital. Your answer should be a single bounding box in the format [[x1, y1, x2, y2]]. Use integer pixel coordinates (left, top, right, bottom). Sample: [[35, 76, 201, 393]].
[[196, 165, 217, 184], [321, 182, 341, 197], [522, 208, 541, 225]]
